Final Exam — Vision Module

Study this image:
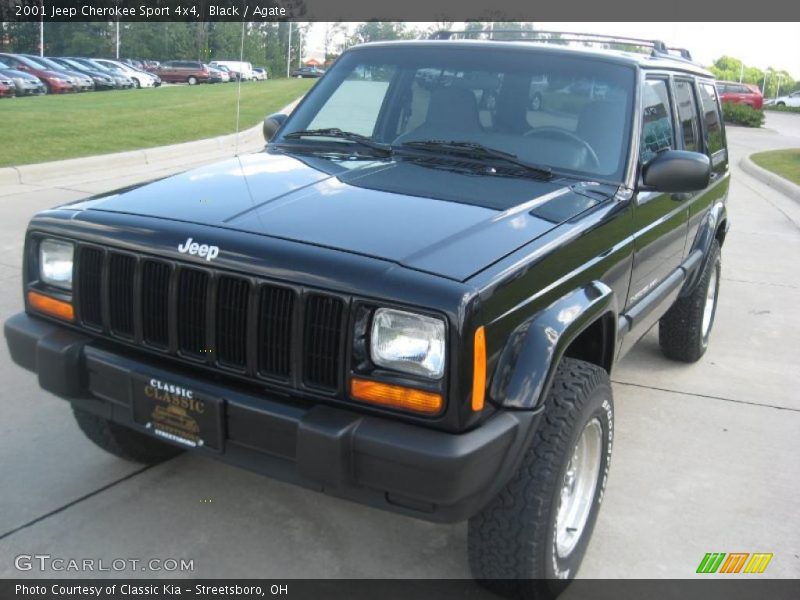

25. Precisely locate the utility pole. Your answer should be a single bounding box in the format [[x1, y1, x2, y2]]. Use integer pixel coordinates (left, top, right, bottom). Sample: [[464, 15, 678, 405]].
[[762, 70, 769, 95], [116, 20, 120, 59], [298, 25, 303, 67], [286, 22, 292, 78], [738, 61, 744, 83], [775, 73, 784, 100], [38, 0, 44, 57]]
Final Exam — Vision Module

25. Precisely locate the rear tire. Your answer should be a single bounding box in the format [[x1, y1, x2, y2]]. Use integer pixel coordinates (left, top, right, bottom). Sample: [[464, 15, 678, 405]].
[[132, 78, 141, 89], [72, 407, 182, 464], [468, 358, 614, 599], [659, 240, 721, 362]]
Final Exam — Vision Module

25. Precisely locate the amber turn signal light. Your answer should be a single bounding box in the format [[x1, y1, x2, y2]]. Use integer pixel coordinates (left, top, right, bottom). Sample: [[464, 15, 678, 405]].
[[472, 326, 486, 411], [351, 378, 443, 415], [27, 290, 74, 322]]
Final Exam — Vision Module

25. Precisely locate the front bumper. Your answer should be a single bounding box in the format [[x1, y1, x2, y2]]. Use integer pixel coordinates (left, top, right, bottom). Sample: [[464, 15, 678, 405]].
[[5, 312, 540, 522]]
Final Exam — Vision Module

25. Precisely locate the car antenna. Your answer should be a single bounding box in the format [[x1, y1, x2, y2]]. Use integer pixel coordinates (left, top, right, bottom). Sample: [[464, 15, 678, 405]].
[[234, 20, 246, 156]]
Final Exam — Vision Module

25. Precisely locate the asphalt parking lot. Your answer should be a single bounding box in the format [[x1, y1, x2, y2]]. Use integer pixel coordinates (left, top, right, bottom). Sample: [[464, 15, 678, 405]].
[[0, 113, 798, 580]]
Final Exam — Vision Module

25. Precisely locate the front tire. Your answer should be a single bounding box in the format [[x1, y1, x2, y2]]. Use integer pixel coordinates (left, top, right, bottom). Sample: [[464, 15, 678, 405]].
[[468, 358, 614, 599], [132, 78, 141, 89], [187, 76, 198, 85], [72, 407, 183, 464], [659, 240, 721, 362]]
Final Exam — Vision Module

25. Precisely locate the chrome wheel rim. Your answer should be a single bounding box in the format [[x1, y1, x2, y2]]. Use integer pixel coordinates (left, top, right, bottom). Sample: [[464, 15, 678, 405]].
[[555, 418, 603, 559], [702, 267, 718, 338]]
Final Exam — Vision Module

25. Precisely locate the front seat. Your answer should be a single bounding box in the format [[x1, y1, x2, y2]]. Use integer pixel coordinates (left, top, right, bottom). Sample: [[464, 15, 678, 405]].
[[576, 101, 627, 174], [396, 86, 482, 143]]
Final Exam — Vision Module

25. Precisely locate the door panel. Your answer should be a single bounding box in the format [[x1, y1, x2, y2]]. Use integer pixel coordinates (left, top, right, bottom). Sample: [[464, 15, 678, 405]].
[[627, 77, 688, 310], [687, 81, 730, 248]]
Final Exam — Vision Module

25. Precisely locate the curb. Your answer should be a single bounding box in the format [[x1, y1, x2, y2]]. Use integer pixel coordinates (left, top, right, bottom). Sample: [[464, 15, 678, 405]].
[[740, 154, 800, 203], [0, 96, 301, 188]]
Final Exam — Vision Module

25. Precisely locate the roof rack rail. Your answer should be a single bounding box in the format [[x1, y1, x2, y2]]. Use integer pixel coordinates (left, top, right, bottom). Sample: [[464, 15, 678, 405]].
[[428, 29, 693, 62]]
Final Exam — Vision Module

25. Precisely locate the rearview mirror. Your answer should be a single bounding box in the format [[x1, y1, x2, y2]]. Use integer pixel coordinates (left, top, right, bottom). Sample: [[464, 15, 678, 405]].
[[263, 113, 288, 143], [642, 150, 711, 193]]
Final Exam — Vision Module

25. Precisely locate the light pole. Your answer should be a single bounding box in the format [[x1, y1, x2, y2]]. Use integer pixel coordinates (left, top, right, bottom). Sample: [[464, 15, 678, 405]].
[[39, 0, 44, 57], [775, 73, 784, 100], [286, 22, 292, 78], [116, 20, 120, 59]]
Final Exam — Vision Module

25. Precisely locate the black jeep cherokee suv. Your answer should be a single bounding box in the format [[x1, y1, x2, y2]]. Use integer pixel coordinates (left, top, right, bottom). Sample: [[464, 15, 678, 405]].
[[5, 32, 728, 596]]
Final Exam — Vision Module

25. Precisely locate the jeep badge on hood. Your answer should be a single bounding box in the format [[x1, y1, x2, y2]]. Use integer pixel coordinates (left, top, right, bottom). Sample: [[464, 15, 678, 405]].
[[178, 237, 219, 261]]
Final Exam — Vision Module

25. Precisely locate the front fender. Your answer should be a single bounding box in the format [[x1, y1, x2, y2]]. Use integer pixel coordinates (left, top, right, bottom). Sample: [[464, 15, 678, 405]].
[[489, 282, 617, 410], [681, 200, 727, 297]]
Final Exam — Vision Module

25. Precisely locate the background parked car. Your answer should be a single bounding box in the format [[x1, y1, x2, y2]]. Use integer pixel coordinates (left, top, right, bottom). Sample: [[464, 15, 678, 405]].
[[140, 60, 160, 74], [717, 81, 764, 109], [207, 65, 230, 83], [92, 59, 158, 88], [21, 55, 94, 92], [65, 58, 134, 89], [157, 60, 210, 85], [290, 66, 324, 78], [208, 60, 253, 81], [252, 67, 268, 80], [48, 57, 115, 91], [0, 76, 14, 98], [0, 53, 75, 94], [0, 59, 46, 95], [765, 90, 800, 108]]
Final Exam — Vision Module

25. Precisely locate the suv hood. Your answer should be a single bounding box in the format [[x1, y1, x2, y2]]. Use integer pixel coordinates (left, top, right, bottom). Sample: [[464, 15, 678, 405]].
[[73, 151, 614, 281]]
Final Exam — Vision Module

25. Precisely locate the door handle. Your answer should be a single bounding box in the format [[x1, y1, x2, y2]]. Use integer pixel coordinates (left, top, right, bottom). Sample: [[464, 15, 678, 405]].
[[672, 193, 692, 201]]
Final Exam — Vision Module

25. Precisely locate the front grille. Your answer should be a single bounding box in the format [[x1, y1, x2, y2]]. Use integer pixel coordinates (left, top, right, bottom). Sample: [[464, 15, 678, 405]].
[[77, 247, 103, 328], [215, 276, 249, 368], [108, 253, 135, 338], [141, 261, 170, 348], [74, 245, 346, 394], [177, 268, 209, 358], [303, 294, 344, 390]]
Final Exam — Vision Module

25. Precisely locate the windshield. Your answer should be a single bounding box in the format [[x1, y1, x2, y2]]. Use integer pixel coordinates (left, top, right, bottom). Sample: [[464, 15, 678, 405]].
[[31, 56, 67, 71], [281, 45, 635, 181]]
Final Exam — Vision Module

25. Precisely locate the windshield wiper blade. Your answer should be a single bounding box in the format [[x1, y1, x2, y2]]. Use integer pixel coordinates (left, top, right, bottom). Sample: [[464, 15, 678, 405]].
[[282, 128, 392, 155], [400, 139, 552, 179]]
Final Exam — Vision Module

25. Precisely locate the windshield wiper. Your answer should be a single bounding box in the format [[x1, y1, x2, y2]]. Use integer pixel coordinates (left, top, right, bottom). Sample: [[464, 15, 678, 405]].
[[399, 140, 553, 179], [282, 128, 392, 156]]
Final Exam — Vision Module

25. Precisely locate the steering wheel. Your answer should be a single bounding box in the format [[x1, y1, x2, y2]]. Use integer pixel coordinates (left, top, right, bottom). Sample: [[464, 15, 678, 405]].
[[524, 127, 601, 171]]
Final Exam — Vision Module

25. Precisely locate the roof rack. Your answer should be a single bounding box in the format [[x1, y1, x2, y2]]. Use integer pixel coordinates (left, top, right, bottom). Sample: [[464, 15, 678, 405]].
[[428, 29, 693, 62]]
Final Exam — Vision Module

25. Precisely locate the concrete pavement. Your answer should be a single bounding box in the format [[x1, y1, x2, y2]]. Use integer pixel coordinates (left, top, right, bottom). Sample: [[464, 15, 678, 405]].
[[0, 113, 798, 579]]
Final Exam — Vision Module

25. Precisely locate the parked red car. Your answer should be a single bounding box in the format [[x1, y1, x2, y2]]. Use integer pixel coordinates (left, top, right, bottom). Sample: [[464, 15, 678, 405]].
[[717, 81, 763, 109], [0, 78, 15, 98], [0, 53, 75, 94]]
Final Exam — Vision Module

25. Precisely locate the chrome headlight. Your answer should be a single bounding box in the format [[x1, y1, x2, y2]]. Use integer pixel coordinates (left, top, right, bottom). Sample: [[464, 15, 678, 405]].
[[370, 308, 446, 379], [39, 239, 74, 289]]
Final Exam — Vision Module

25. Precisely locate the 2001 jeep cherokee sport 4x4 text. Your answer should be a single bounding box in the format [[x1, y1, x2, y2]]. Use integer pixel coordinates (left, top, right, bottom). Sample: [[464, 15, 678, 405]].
[[5, 31, 729, 597]]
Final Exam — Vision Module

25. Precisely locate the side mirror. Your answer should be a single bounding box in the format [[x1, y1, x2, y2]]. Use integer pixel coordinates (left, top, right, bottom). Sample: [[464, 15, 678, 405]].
[[642, 150, 711, 193], [262, 113, 288, 143]]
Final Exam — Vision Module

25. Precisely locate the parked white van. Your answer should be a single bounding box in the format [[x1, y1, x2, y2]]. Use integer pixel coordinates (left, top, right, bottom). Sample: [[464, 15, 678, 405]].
[[209, 60, 254, 81]]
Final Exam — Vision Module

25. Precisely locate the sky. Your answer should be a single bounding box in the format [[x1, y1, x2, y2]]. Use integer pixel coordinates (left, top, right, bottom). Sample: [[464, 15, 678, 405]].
[[303, 22, 800, 77]]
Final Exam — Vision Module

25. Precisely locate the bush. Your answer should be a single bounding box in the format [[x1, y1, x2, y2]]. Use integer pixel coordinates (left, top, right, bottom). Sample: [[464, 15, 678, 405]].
[[722, 102, 765, 127], [764, 104, 800, 114]]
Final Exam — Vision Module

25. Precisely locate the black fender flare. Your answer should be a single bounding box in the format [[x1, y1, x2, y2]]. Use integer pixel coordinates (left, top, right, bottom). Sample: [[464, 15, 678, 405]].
[[681, 201, 728, 297], [489, 282, 617, 410]]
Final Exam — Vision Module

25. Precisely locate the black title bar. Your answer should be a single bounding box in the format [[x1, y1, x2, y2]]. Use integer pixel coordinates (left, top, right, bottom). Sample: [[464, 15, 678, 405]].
[[2, 0, 800, 22]]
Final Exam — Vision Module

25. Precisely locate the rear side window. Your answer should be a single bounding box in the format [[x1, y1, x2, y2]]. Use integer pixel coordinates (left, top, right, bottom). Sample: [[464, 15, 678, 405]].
[[640, 79, 674, 164], [673, 80, 700, 152], [698, 83, 724, 155]]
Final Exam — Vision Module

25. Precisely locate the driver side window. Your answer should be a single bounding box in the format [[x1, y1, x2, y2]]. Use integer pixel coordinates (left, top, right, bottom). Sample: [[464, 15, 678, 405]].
[[640, 79, 675, 164]]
